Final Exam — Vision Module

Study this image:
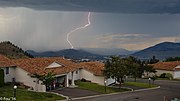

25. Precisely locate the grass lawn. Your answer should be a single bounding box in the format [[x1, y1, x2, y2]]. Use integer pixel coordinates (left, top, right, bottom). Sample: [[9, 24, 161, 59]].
[[0, 85, 65, 101], [124, 82, 158, 88], [157, 78, 180, 81], [75, 81, 130, 94], [172, 79, 180, 81]]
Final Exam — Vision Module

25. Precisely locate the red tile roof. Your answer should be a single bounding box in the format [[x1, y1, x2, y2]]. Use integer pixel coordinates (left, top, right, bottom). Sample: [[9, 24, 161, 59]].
[[0, 54, 105, 76], [0, 54, 9, 61], [13, 57, 79, 75], [78, 62, 104, 76], [0, 54, 16, 67], [153, 61, 180, 71]]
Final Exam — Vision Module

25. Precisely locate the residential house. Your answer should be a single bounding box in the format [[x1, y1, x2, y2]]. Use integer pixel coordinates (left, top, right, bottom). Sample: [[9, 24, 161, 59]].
[[0, 54, 16, 83], [0, 54, 115, 92], [153, 61, 180, 79], [78, 62, 115, 86], [12, 57, 80, 92]]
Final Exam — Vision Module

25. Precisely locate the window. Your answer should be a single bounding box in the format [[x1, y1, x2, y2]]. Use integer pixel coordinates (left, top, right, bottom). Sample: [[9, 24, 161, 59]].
[[76, 70, 78, 74], [6, 67, 9, 74]]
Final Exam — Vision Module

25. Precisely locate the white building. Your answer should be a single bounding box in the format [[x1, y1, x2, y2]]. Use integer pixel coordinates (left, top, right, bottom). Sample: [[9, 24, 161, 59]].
[[0, 54, 16, 83], [78, 62, 115, 86], [153, 61, 180, 79], [0, 54, 115, 92]]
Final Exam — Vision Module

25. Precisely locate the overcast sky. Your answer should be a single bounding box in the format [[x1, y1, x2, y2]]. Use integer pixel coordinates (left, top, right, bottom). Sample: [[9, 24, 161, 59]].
[[0, 0, 180, 51]]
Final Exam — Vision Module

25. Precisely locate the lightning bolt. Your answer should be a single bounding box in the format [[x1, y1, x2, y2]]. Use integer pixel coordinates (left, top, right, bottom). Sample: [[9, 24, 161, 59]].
[[67, 12, 91, 49]]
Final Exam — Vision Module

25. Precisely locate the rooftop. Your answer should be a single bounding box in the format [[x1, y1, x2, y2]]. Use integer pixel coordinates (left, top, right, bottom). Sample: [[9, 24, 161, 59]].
[[79, 62, 104, 76], [0, 54, 16, 67], [153, 61, 180, 71], [0, 54, 105, 76], [13, 57, 78, 75]]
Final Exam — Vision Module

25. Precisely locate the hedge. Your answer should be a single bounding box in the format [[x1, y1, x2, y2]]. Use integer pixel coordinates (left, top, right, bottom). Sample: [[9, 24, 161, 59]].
[[0, 69, 4, 87]]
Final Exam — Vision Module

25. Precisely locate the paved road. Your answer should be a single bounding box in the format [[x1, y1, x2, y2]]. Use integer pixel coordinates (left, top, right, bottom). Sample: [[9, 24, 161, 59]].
[[73, 80, 180, 101]]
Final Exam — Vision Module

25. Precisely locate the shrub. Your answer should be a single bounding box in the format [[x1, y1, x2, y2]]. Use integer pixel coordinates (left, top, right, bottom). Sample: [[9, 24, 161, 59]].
[[0, 69, 4, 87], [5, 82, 13, 86], [159, 73, 166, 78], [81, 78, 87, 82], [165, 73, 173, 80], [80, 78, 91, 82], [159, 73, 173, 80]]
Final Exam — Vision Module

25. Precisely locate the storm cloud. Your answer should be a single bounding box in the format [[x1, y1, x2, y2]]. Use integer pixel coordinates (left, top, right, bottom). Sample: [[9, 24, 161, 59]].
[[0, 0, 180, 51], [0, 0, 180, 14]]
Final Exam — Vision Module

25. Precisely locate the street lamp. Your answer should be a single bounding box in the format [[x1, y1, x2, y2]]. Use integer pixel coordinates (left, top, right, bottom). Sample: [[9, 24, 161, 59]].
[[13, 85, 17, 98], [104, 80, 107, 93], [148, 78, 151, 87]]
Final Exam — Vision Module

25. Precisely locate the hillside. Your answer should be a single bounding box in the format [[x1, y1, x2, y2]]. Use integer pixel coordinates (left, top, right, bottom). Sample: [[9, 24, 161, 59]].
[[27, 49, 104, 60], [79, 48, 135, 56], [0, 41, 33, 59], [132, 42, 180, 60]]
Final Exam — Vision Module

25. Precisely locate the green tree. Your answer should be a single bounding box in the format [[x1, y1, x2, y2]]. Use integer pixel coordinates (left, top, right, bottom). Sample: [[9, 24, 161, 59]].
[[149, 56, 159, 64], [103, 56, 128, 89], [43, 72, 56, 88], [165, 73, 173, 80], [151, 75, 158, 84], [164, 57, 180, 62], [126, 56, 141, 82], [137, 60, 146, 78], [130, 63, 140, 82], [144, 64, 157, 77], [32, 72, 55, 90]]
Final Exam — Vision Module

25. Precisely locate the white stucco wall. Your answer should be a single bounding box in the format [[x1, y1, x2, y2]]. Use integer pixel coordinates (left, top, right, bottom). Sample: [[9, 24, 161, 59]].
[[79, 69, 115, 85], [2, 67, 15, 83], [73, 69, 81, 80], [15, 67, 46, 92], [46, 62, 63, 68], [34, 79, 46, 92], [175, 65, 180, 68], [156, 69, 174, 77], [68, 69, 80, 80], [174, 71, 180, 79]]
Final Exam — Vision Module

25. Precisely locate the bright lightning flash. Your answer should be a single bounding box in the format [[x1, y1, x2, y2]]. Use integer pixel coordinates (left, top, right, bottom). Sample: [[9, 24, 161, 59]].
[[67, 12, 91, 49]]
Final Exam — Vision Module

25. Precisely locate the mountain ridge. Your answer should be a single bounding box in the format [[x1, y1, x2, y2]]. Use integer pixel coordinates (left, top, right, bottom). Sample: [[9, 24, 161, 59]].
[[131, 42, 180, 60], [27, 49, 104, 60], [79, 48, 135, 56]]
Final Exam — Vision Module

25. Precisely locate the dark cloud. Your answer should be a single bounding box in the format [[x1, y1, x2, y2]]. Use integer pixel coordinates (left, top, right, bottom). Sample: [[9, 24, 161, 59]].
[[0, 0, 180, 14], [0, 1, 180, 51]]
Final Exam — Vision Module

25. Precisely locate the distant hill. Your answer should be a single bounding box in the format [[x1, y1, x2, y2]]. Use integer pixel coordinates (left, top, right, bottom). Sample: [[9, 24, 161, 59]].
[[27, 49, 104, 60], [132, 42, 180, 60], [79, 48, 135, 56], [0, 41, 33, 59]]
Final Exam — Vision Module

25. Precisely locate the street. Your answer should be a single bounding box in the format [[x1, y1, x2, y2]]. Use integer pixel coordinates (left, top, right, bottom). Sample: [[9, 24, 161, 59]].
[[73, 80, 180, 101]]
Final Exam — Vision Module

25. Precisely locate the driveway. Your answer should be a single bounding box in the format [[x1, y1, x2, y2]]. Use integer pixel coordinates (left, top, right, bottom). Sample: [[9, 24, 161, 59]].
[[52, 79, 157, 99], [51, 87, 101, 98]]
